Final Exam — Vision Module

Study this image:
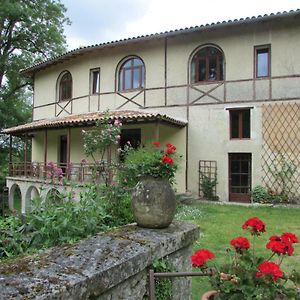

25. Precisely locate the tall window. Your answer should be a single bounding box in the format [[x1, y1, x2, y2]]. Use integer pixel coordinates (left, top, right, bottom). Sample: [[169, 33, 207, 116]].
[[90, 68, 100, 94], [229, 109, 251, 139], [255, 45, 270, 78], [119, 57, 145, 91], [191, 46, 224, 83], [59, 71, 72, 101]]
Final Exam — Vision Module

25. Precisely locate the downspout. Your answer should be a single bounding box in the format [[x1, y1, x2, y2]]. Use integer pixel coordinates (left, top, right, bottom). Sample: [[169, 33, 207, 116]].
[[43, 129, 48, 179]]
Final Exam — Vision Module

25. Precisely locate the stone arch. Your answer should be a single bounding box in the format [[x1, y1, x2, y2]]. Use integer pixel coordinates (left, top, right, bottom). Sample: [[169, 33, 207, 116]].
[[9, 183, 22, 212], [25, 186, 40, 212], [46, 188, 62, 204]]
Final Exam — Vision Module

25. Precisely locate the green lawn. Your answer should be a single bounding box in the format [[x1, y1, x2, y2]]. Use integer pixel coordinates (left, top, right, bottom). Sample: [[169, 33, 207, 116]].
[[175, 202, 300, 299]]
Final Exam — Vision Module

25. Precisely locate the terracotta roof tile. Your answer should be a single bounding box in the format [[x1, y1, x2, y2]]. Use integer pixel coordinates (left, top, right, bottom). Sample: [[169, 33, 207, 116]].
[[21, 9, 300, 76], [2, 110, 187, 134]]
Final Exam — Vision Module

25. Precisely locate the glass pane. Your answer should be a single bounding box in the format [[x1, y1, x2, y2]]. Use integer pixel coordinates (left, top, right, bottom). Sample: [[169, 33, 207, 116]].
[[92, 70, 100, 93], [231, 175, 240, 187], [209, 56, 217, 80], [199, 59, 206, 81], [257, 49, 269, 77], [124, 69, 131, 90], [133, 58, 143, 66], [219, 60, 224, 80], [208, 47, 218, 55], [191, 60, 196, 83], [197, 48, 206, 58], [141, 67, 144, 87], [123, 60, 131, 68], [230, 111, 239, 138], [119, 70, 123, 90], [133, 68, 140, 89], [242, 110, 250, 138], [241, 175, 249, 187], [231, 161, 240, 173], [241, 161, 249, 173]]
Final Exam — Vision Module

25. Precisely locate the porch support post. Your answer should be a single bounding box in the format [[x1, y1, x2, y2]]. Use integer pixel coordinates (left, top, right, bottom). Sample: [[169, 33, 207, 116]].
[[43, 129, 48, 179], [155, 121, 160, 141], [24, 134, 28, 177], [9, 135, 12, 176], [67, 127, 71, 179]]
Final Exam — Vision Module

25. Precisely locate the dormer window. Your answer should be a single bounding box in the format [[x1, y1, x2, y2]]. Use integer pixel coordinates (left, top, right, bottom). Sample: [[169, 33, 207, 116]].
[[58, 71, 72, 101], [191, 46, 224, 83], [118, 57, 145, 91]]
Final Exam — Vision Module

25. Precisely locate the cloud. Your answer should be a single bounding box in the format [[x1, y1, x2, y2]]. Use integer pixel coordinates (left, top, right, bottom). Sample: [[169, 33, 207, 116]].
[[61, 0, 300, 49]]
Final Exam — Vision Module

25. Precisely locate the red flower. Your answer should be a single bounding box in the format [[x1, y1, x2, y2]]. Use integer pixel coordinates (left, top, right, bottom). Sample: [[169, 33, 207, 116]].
[[165, 143, 175, 149], [161, 155, 174, 164], [242, 217, 266, 235], [266, 235, 294, 256], [281, 232, 298, 244], [165, 147, 175, 155], [230, 236, 250, 251], [191, 249, 215, 269], [256, 261, 284, 281], [152, 141, 160, 147]]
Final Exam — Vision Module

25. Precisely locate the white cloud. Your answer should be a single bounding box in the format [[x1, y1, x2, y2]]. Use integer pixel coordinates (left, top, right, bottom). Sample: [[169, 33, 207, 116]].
[[62, 0, 300, 49]]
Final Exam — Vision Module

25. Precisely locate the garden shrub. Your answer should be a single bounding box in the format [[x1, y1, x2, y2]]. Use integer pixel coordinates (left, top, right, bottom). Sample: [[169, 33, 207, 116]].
[[251, 185, 271, 203]]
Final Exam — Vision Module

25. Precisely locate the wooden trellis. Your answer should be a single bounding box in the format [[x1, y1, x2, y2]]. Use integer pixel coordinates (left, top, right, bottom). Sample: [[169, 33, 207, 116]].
[[261, 102, 300, 199], [198, 160, 217, 198]]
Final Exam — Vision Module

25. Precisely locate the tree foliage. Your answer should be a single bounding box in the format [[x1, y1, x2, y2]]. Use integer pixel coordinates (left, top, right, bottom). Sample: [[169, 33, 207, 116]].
[[0, 0, 70, 126], [0, 0, 70, 188]]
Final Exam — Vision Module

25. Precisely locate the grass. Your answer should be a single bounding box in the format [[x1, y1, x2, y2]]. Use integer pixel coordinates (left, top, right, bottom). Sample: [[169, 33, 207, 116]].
[[175, 202, 300, 299]]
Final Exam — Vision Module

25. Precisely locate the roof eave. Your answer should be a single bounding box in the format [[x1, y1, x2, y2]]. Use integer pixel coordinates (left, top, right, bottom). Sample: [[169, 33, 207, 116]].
[[20, 9, 300, 77]]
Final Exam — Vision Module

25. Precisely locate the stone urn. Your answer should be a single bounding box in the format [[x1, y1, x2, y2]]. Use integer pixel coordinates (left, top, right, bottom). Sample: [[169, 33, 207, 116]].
[[131, 176, 176, 228]]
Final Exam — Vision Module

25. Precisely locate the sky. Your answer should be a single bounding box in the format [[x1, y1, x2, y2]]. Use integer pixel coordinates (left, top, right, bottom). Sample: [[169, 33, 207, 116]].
[[60, 0, 300, 50]]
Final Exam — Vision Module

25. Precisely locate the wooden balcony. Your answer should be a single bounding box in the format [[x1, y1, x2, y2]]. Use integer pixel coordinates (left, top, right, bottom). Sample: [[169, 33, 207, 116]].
[[8, 161, 117, 185]]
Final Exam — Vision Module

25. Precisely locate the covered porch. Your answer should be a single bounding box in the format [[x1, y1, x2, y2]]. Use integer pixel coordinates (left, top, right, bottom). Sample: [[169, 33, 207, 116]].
[[3, 109, 187, 213]]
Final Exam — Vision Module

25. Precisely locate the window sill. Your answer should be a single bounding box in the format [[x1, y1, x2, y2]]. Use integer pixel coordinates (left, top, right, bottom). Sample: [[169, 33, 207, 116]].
[[118, 88, 144, 93], [230, 138, 251, 140], [190, 80, 224, 86]]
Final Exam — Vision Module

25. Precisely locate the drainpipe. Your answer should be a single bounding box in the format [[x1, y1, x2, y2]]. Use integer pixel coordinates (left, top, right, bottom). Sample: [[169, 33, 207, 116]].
[[67, 127, 71, 179], [24, 134, 28, 177], [9, 135, 12, 176], [43, 129, 48, 179]]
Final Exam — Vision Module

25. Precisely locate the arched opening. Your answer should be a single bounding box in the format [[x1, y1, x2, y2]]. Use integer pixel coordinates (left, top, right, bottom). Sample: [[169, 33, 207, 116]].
[[57, 71, 72, 101], [46, 188, 62, 204], [25, 186, 40, 212], [118, 56, 145, 91], [9, 184, 22, 213], [190, 45, 225, 83]]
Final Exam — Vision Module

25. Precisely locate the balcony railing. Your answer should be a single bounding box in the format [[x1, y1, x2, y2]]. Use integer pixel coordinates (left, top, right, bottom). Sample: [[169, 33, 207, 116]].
[[8, 161, 117, 184]]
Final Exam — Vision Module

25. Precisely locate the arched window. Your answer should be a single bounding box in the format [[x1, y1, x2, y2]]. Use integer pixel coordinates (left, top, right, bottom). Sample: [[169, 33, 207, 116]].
[[191, 46, 224, 83], [118, 57, 145, 91], [58, 71, 72, 101]]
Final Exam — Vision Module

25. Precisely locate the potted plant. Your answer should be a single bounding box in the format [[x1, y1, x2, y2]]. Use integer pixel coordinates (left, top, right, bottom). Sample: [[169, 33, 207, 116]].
[[120, 141, 179, 228], [191, 217, 299, 299]]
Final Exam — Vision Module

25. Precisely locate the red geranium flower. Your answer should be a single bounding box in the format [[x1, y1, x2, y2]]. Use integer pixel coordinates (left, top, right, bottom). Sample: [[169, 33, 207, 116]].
[[281, 232, 298, 244], [256, 261, 284, 281], [191, 249, 215, 269], [152, 141, 160, 147], [266, 235, 294, 256], [230, 236, 250, 251], [165, 143, 175, 149], [242, 217, 266, 235], [161, 155, 174, 164]]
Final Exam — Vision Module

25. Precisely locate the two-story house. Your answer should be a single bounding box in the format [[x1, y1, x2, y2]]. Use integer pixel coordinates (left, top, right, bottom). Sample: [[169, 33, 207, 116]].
[[3, 9, 300, 213]]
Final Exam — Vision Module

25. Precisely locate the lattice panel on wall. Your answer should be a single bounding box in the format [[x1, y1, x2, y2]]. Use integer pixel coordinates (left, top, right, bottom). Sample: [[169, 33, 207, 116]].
[[199, 160, 217, 198], [262, 102, 300, 199]]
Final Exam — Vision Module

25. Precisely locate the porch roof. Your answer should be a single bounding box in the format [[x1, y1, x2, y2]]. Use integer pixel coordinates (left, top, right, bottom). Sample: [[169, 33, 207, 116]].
[[2, 110, 187, 135]]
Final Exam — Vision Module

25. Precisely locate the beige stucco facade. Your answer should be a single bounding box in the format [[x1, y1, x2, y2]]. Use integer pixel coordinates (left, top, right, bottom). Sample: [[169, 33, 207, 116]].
[[5, 11, 300, 207]]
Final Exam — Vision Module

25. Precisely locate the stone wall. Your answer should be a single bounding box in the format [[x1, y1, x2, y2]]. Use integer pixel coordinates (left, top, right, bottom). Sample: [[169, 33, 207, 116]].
[[0, 221, 199, 300]]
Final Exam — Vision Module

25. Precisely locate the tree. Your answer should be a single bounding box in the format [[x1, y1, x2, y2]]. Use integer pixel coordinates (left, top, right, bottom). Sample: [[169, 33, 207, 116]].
[[0, 0, 70, 127], [0, 0, 70, 188]]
